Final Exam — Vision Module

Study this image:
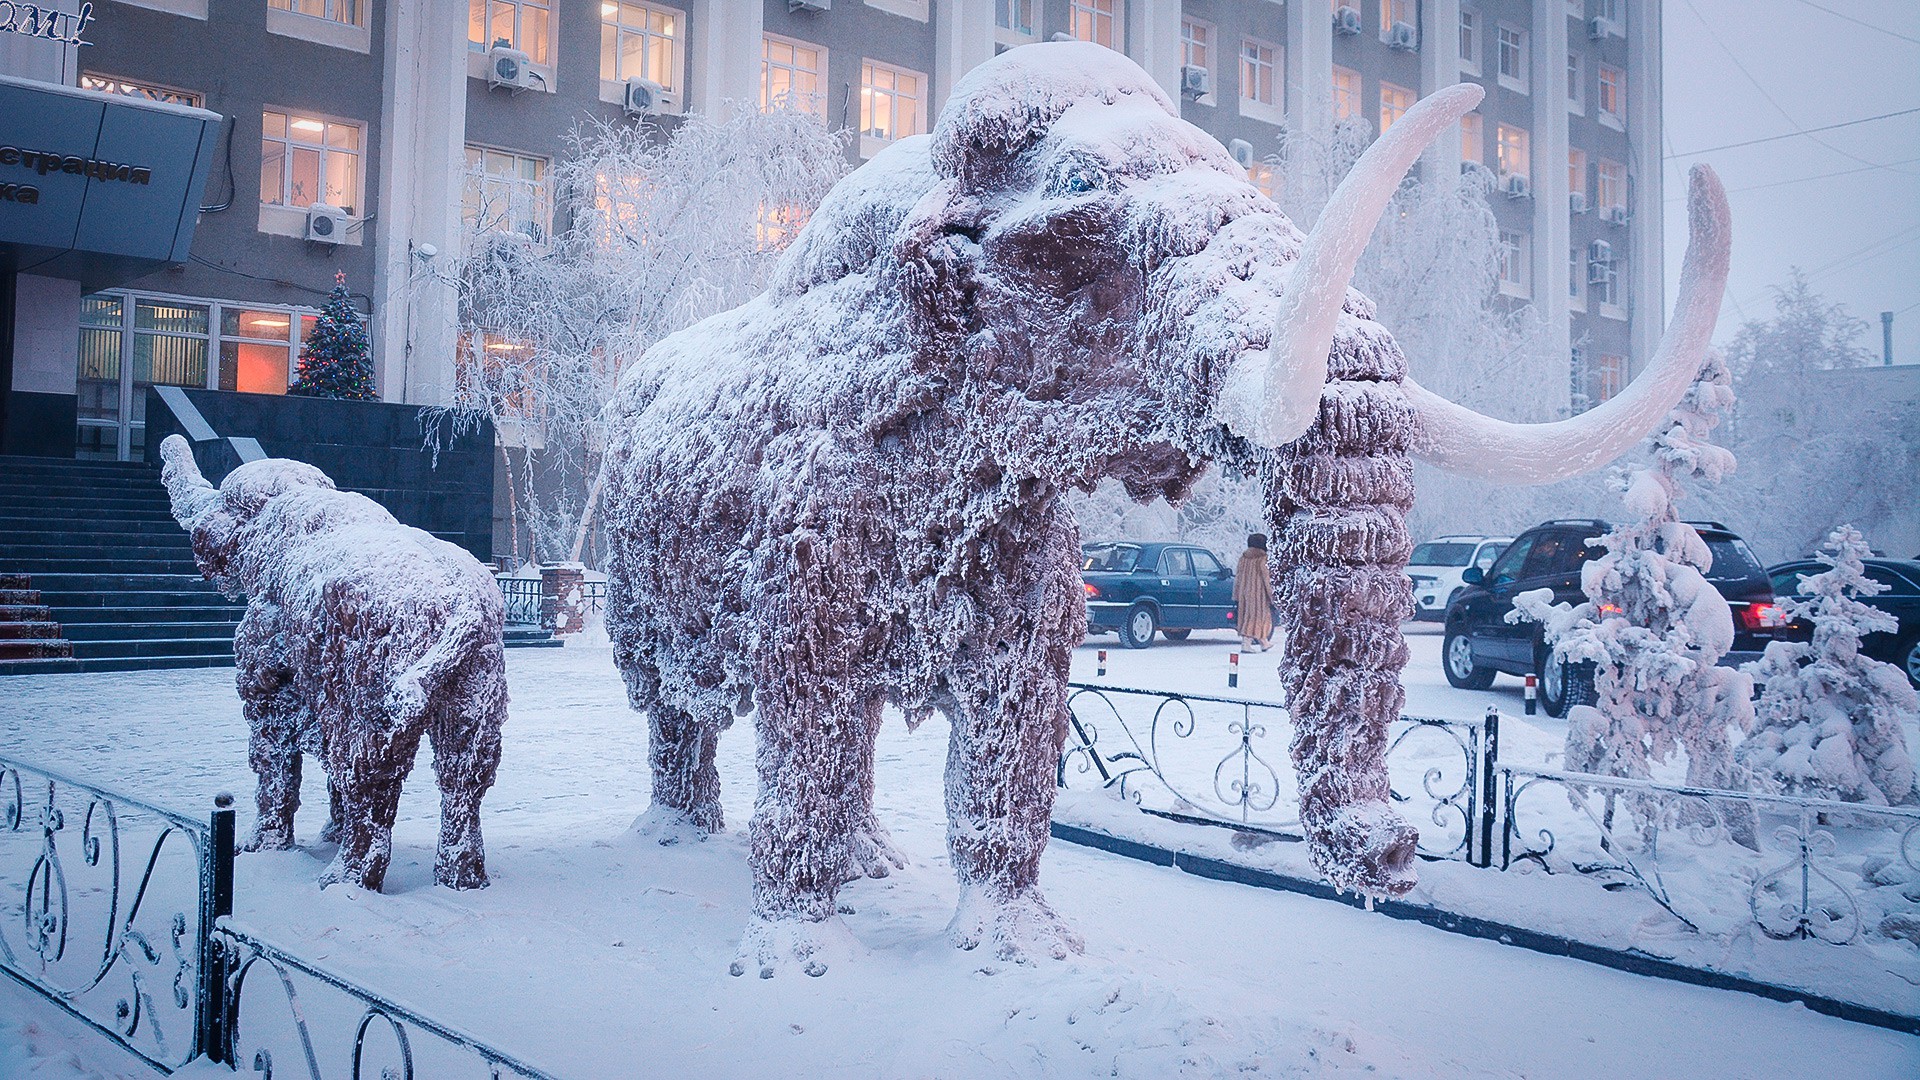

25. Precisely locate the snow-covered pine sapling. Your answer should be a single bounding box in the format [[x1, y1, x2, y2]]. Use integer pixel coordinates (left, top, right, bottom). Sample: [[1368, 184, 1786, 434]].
[[1511, 354, 1756, 846], [1738, 525, 1918, 805]]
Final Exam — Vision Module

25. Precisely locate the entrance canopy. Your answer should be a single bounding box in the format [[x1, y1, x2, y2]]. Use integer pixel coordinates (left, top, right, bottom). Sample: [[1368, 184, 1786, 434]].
[[0, 74, 221, 291]]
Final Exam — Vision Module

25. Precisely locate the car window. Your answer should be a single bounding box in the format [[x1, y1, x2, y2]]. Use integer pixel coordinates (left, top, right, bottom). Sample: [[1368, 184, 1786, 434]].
[[1473, 542, 1506, 571], [1865, 566, 1919, 596], [1520, 534, 1575, 579], [1769, 565, 1811, 597], [1083, 545, 1139, 572], [1486, 535, 1533, 586], [1702, 536, 1764, 582], [1189, 549, 1223, 576], [1410, 542, 1477, 567], [1159, 549, 1193, 577]]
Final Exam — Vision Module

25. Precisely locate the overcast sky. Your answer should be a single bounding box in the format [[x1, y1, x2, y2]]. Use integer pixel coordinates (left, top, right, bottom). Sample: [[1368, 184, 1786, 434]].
[[1660, 0, 1919, 361]]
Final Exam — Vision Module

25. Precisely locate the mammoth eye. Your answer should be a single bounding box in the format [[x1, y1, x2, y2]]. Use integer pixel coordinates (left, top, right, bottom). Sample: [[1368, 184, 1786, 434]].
[[1051, 159, 1108, 198]]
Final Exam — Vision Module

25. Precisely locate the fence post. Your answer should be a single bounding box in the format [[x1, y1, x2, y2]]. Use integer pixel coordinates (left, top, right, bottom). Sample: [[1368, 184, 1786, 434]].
[[199, 793, 236, 1064], [1475, 707, 1500, 868]]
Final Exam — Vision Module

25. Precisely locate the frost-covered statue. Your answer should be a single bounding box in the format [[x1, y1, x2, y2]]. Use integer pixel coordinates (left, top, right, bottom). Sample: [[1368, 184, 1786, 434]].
[[159, 435, 507, 891], [1739, 526, 1918, 805], [603, 43, 1731, 969]]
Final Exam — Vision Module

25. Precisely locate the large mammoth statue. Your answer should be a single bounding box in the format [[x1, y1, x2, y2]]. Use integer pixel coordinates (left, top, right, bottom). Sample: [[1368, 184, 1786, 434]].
[[603, 43, 1729, 971], [160, 435, 508, 892]]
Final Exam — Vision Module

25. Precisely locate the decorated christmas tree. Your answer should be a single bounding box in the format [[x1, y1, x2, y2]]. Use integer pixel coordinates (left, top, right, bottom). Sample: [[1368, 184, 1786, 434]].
[[290, 272, 376, 400]]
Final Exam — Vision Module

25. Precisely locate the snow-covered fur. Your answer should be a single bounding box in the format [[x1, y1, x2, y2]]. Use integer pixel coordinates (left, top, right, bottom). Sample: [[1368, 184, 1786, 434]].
[[159, 435, 507, 891], [604, 42, 1457, 969], [1739, 526, 1918, 805], [1514, 356, 1756, 836]]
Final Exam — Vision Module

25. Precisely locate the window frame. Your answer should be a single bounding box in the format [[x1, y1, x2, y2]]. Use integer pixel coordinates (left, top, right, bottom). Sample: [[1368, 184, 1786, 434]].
[[858, 58, 929, 159], [462, 144, 554, 245], [1498, 228, 1530, 299], [1239, 35, 1282, 122], [1496, 24, 1529, 94], [1568, 147, 1588, 206], [1331, 65, 1361, 123], [1496, 122, 1530, 183], [599, 1, 685, 108], [1598, 64, 1626, 129], [1181, 17, 1214, 102], [1458, 6, 1480, 76], [469, 0, 555, 67], [1566, 51, 1584, 114], [1568, 245, 1587, 311], [1379, 81, 1414, 135], [763, 33, 828, 118], [269, 0, 361, 27], [1594, 353, 1628, 402], [1597, 158, 1626, 214], [259, 107, 366, 218], [1461, 111, 1483, 165], [996, 0, 1039, 45], [1069, 0, 1123, 51], [1378, 0, 1415, 45]]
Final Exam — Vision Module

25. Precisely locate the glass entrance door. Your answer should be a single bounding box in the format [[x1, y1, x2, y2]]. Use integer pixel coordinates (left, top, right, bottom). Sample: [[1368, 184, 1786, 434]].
[[75, 296, 211, 461]]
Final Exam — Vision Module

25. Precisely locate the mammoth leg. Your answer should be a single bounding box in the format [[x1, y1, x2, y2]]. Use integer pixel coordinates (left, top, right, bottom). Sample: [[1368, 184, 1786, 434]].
[[319, 711, 423, 893], [844, 695, 905, 883], [427, 651, 506, 889], [615, 628, 726, 840], [236, 604, 303, 852]]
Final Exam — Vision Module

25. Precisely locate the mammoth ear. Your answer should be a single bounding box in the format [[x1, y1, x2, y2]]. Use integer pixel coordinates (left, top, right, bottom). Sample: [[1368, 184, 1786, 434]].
[[893, 180, 986, 348]]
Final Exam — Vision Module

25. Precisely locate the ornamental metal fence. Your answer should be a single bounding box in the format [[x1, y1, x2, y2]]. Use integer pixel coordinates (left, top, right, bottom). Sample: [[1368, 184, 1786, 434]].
[[0, 753, 566, 1078], [496, 576, 543, 627], [495, 575, 606, 631]]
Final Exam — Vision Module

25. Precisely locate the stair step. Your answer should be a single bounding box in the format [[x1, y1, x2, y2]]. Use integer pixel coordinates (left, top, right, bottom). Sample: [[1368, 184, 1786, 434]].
[[0, 620, 61, 639], [38, 591, 239, 610], [55, 605, 244, 624], [0, 604, 53, 621], [69, 637, 234, 660], [0, 509, 182, 525], [0, 589, 43, 604], [0, 654, 236, 676], [0, 638, 74, 660], [0, 545, 193, 563], [64, 621, 237, 642], [0, 574, 29, 589], [3, 559, 202, 575], [0, 524, 189, 544]]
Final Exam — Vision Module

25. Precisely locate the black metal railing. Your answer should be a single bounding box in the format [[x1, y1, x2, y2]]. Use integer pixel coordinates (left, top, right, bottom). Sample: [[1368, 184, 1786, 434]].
[[0, 752, 568, 1077], [497, 576, 543, 627], [1059, 683, 1500, 866]]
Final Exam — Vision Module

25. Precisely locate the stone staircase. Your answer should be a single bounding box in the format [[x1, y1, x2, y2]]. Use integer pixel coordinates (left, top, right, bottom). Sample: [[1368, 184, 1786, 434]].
[[0, 455, 553, 676]]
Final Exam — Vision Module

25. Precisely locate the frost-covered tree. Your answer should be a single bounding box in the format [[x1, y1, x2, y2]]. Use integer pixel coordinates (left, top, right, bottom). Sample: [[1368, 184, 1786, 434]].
[[1738, 525, 1918, 805], [1515, 355, 1755, 818], [447, 106, 847, 565]]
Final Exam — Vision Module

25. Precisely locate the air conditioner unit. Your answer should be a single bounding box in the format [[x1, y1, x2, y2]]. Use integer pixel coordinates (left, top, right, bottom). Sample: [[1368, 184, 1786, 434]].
[[1388, 22, 1417, 51], [1588, 239, 1613, 263], [1180, 64, 1211, 100], [1227, 138, 1255, 169], [1602, 205, 1629, 225], [1333, 6, 1362, 35], [623, 77, 667, 116], [1589, 17, 1616, 40], [487, 45, 538, 91], [305, 203, 348, 243], [789, 0, 830, 11], [1569, 191, 1589, 214], [1503, 173, 1531, 199], [1587, 259, 1615, 287]]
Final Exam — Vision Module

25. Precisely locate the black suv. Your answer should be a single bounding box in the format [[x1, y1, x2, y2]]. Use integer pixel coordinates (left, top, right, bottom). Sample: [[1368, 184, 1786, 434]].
[[1441, 519, 1785, 716]]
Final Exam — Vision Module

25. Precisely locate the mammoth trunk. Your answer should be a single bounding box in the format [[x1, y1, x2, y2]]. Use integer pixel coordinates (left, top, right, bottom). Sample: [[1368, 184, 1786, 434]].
[[1265, 345, 1422, 898]]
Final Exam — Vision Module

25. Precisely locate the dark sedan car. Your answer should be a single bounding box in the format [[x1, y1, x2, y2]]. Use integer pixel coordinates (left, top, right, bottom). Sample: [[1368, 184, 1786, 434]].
[[1082, 541, 1236, 648], [1442, 519, 1787, 716], [1767, 557, 1920, 688]]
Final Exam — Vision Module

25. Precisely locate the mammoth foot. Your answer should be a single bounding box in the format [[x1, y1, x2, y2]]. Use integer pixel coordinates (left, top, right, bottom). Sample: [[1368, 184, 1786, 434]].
[[843, 822, 908, 883], [1307, 801, 1420, 899], [243, 822, 297, 853], [318, 816, 342, 844], [728, 914, 861, 979], [434, 844, 489, 891], [948, 885, 1084, 964], [629, 803, 724, 846], [317, 851, 388, 893]]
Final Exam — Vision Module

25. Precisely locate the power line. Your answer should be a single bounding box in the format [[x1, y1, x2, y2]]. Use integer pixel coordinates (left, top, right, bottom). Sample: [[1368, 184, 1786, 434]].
[[1664, 157, 1920, 200], [1664, 107, 1920, 158], [1787, 0, 1920, 46]]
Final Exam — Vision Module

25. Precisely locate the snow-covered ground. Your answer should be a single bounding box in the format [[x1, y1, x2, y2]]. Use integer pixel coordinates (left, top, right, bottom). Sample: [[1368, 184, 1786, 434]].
[[1, 635, 1915, 1079]]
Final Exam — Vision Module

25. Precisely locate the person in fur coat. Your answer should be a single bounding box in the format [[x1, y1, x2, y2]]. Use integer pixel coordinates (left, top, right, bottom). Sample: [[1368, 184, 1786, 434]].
[[1235, 534, 1275, 652]]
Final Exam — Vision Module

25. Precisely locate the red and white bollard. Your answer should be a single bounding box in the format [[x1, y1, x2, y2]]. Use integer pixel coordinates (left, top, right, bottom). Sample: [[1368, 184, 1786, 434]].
[[1096, 649, 1108, 678], [1228, 650, 1240, 689], [1524, 673, 1538, 715]]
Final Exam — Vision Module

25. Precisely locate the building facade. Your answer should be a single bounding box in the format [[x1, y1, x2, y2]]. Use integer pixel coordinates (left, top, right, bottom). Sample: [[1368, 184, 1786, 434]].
[[0, 0, 1663, 462]]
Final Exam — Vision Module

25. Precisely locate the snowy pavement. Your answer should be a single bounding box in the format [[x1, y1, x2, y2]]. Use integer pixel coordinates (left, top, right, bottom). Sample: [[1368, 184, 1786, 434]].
[[1, 637, 1915, 1079]]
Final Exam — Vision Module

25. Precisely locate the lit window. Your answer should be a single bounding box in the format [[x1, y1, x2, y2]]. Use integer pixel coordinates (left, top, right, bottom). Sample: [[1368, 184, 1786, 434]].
[[860, 60, 926, 151], [469, 0, 551, 66], [1496, 123, 1529, 181], [1379, 82, 1414, 134], [1461, 112, 1482, 164], [601, 3, 679, 92], [1246, 162, 1279, 201], [1568, 148, 1587, 205], [1498, 229, 1530, 297], [1332, 66, 1360, 123], [271, 0, 361, 27], [1240, 38, 1278, 109], [1598, 65, 1625, 127], [1458, 7, 1478, 73], [756, 203, 809, 251], [220, 306, 317, 396], [1497, 25, 1527, 93], [1566, 52, 1583, 113], [260, 110, 362, 215], [1597, 159, 1626, 213], [1070, 0, 1121, 50], [996, 0, 1036, 37], [1378, 0, 1414, 43], [463, 146, 552, 242], [80, 73, 202, 108], [1595, 354, 1627, 402], [763, 34, 826, 116], [1182, 18, 1211, 75]]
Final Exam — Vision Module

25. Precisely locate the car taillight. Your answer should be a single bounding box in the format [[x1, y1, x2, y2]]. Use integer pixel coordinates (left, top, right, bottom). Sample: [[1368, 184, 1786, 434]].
[[1083, 583, 1100, 599], [1598, 603, 1623, 616], [1736, 602, 1787, 630]]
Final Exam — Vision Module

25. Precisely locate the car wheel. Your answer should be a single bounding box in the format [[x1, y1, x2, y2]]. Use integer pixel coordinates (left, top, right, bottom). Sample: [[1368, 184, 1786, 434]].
[[1121, 604, 1158, 649], [1901, 632, 1920, 689], [1537, 644, 1596, 718], [1443, 625, 1494, 689], [1161, 628, 1192, 641]]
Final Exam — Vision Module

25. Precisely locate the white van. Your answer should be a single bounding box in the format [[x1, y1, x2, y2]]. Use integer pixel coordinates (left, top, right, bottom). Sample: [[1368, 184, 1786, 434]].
[[1408, 535, 1512, 621]]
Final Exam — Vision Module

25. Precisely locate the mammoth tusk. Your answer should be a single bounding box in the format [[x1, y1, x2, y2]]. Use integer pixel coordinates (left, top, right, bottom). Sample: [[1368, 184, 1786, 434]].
[[1406, 164, 1732, 483], [159, 433, 221, 526], [1218, 81, 1485, 448]]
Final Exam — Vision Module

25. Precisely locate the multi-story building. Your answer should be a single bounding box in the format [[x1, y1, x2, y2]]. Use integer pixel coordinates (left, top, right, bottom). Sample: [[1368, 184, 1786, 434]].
[[0, 0, 1662, 464]]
